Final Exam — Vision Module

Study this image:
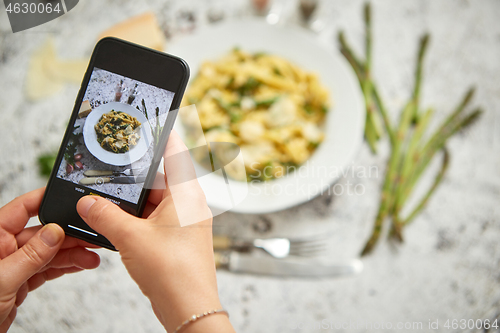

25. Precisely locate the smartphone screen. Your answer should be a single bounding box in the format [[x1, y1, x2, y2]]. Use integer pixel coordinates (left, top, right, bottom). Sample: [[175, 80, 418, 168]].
[[40, 38, 189, 250], [56, 67, 174, 205]]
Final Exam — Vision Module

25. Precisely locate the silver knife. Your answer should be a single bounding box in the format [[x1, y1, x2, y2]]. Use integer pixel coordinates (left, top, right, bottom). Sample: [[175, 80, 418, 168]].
[[83, 168, 146, 177], [79, 176, 146, 185], [214, 251, 363, 278]]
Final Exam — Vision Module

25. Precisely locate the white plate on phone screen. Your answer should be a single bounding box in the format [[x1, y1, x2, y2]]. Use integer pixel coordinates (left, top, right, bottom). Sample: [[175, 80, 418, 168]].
[[168, 19, 365, 214], [83, 102, 153, 166]]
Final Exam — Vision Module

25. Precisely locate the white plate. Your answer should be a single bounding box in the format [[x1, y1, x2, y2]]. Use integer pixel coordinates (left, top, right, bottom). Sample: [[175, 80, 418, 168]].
[[83, 102, 153, 166], [169, 19, 365, 214]]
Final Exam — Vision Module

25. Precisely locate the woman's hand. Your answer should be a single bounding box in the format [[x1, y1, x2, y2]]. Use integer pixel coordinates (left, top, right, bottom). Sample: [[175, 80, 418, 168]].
[[0, 188, 100, 333], [76, 131, 235, 333]]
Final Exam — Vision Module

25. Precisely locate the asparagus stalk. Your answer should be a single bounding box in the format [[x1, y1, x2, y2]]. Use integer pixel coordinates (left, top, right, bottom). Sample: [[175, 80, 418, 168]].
[[365, 107, 480, 253], [354, 3, 483, 255], [391, 107, 434, 235], [370, 99, 384, 140], [392, 34, 431, 228], [338, 31, 365, 81], [339, 4, 388, 151], [420, 88, 475, 154], [410, 34, 430, 123], [364, 82, 381, 152], [383, 102, 415, 241], [389, 109, 433, 242], [339, 29, 382, 152], [386, 109, 480, 248], [402, 147, 450, 225], [411, 107, 481, 187], [365, 112, 378, 152], [372, 85, 395, 145], [392, 108, 481, 236], [143, 99, 161, 151], [395, 89, 475, 209], [363, 3, 385, 151], [364, 3, 372, 76], [390, 146, 449, 240], [361, 102, 414, 255], [155, 106, 161, 151]]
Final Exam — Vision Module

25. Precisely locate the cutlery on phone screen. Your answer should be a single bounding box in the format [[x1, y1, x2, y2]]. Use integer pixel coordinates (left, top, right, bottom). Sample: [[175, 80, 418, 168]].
[[83, 168, 146, 177], [212, 235, 329, 259], [214, 251, 363, 277], [79, 176, 146, 185]]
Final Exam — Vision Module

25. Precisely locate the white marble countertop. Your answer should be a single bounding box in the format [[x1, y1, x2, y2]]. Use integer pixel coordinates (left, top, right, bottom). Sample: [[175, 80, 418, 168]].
[[0, 0, 499, 332]]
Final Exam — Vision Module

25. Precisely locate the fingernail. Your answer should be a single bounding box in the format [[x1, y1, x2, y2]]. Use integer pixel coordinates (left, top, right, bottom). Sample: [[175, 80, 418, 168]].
[[40, 224, 63, 247], [79, 196, 98, 218]]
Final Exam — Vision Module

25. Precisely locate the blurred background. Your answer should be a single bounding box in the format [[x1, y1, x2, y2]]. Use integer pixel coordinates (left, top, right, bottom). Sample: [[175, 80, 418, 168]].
[[0, 0, 499, 332]]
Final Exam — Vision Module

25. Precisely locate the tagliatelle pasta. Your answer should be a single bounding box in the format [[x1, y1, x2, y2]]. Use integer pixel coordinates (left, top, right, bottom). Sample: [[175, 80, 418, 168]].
[[95, 110, 141, 153], [181, 48, 331, 182]]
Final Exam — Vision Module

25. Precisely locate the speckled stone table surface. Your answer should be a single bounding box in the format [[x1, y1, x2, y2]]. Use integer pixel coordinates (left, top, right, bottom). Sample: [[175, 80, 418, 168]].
[[0, 1, 499, 332]]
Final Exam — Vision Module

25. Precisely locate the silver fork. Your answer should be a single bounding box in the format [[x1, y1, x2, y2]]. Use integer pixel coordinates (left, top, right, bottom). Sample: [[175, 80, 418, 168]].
[[213, 235, 329, 259]]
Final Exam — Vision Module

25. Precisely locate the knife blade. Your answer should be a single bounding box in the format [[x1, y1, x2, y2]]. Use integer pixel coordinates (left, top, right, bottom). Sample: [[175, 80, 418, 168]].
[[214, 251, 363, 278], [79, 176, 146, 185]]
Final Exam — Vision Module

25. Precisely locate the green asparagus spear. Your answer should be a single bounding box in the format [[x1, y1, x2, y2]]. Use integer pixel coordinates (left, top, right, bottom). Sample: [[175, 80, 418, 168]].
[[393, 108, 434, 219], [410, 107, 481, 191], [410, 34, 430, 123], [361, 102, 414, 255], [338, 31, 365, 80], [372, 86, 395, 145], [340, 3, 483, 255], [402, 147, 450, 225]]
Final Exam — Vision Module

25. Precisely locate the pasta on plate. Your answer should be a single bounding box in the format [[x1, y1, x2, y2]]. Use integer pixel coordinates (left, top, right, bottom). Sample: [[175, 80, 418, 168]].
[[94, 110, 141, 153], [181, 48, 331, 182]]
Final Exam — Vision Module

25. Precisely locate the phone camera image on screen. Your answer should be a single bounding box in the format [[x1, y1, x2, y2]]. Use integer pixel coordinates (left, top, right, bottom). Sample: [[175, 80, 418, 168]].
[[54, 67, 175, 205], [39, 37, 189, 250]]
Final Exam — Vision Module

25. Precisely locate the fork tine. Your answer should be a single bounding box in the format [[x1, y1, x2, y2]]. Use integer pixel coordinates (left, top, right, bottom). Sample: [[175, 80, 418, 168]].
[[288, 251, 324, 256], [289, 240, 329, 250], [290, 240, 328, 247], [289, 247, 328, 254], [288, 249, 326, 257], [289, 244, 328, 256], [289, 244, 327, 252], [288, 237, 329, 244], [249, 235, 332, 258]]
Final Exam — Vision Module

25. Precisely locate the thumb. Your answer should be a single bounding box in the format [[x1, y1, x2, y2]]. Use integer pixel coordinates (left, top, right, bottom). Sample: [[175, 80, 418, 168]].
[[76, 196, 137, 250], [0, 224, 64, 295]]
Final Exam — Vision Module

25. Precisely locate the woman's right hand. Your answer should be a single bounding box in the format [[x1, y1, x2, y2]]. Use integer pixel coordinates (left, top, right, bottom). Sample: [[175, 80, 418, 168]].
[[76, 131, 235, 333]]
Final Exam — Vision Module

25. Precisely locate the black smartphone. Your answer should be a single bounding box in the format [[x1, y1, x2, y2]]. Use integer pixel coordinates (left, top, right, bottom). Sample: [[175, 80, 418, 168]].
[[39, 37, 190, 250]]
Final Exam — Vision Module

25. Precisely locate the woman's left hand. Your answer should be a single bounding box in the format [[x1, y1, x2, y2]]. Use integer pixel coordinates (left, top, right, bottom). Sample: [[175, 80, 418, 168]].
[[0, 188, 100, 333]]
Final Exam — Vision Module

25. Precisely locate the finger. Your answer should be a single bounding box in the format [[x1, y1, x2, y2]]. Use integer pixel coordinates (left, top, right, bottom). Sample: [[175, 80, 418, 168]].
[[0, 188, 45, 234], [0, 228, 17, 259], [0, 224, 64, 296], [15, 226, 100, 250], [147, 172, 167, 206], [142, 201, 157, 219], [0, 305, 16, 333], [76, 196, 138, 250], [15, 282, 29, 307], [163, 130, 203, 197], [41, 247, 100, 270], [162, 130, 211, 227], [164, 129, 189, 158], [27, 267, 83, 292]]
